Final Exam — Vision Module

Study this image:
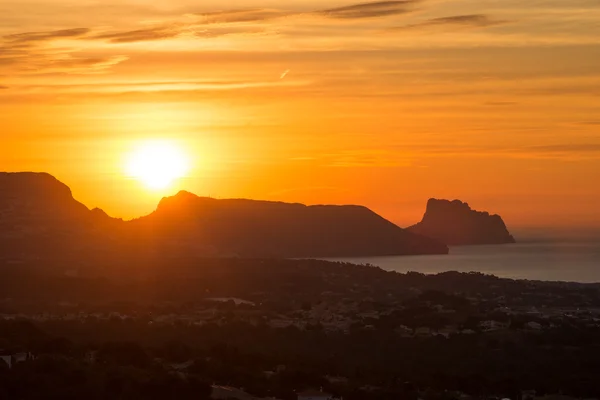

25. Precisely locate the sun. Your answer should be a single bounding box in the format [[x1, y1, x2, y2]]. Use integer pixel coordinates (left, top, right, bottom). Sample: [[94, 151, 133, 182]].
[[125, 140, 190, 190]]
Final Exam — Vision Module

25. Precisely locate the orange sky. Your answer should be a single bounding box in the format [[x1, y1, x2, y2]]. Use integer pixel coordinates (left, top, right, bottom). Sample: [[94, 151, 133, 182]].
[[2, 0, 600, 228]]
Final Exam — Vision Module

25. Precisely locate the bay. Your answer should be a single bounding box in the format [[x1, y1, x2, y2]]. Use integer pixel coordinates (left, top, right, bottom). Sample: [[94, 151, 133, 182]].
[[325, 242, 600, 283]]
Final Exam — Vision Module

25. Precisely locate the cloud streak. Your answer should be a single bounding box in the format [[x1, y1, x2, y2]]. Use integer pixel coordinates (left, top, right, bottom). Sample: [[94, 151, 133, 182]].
[[0, 27, 130, 75], [47, 56, 128, 70], [84, 1, 424, 45], [199, 9, 288, 24], [390, 14, 507, 31], [318, 1, 420, 19], [4, 28, 90, 43], [194, 26, 267, 39], [196, 2, 421, 25], [92, 27, 181, 43], [2, 3, 504, 51]]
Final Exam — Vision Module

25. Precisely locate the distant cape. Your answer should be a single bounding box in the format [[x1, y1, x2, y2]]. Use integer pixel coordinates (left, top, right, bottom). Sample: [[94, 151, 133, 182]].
[[0, 172, 448, 261], [407, 198, 516, 246]]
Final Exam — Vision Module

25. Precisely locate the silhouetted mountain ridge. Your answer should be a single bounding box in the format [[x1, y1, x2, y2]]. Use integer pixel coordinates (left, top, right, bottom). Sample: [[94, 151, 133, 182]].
[[0, 172, 448, 261], [407, 198, 516, 246], [135, 191, 448, 257], [0, 172, 102, 229], [0, 172, 118, 259]]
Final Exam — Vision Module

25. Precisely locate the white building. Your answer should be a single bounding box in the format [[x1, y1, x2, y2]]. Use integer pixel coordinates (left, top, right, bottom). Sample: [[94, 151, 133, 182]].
[[0, 355, 11, 369], [527, 321, 542, 330], [0, 352, 33, 369]]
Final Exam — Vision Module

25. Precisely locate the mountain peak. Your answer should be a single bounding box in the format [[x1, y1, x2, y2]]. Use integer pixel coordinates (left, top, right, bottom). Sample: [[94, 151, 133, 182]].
[[0, 172, 74, 201], [0, 172, 102, 260], [426, 198, 493, 219], [408, 198, 516, 246], [156, 190, 206, 212], [162, 190, 200, 202]]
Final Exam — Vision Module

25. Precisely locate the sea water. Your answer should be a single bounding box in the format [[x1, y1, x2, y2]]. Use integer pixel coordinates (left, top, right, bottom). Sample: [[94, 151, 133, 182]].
[[326, 242, 600, 283]]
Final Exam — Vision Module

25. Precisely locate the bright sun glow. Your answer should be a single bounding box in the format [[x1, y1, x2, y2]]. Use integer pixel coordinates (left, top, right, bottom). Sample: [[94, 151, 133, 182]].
[[125, 140, 190, 189]]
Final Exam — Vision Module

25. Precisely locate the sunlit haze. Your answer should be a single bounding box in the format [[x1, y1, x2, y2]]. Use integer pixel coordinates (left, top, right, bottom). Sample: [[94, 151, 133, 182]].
[[125, 140, 190, 190], [3, 2, 600, 395], [2, 0, 600, 228]]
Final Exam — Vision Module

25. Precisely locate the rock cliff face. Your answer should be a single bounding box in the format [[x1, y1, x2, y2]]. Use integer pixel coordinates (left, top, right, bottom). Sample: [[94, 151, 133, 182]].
[[0, 173, 448, 260], [407, 199, 516, 246]]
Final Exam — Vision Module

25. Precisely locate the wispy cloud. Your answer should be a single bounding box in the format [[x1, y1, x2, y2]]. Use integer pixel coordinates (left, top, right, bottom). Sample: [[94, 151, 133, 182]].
[[390, 14, 507, 31], [196, 2, 421, 24], [0, 28, 128, 74], [0, 45, 129, 75], [4, 28, 90, 43], [0, 27, 125, 74], [3, 78, 311, 100], [195, 26, 267, 38], [89, 21, 267, 44], [198, 9, 288, 24], [0, 43, 32, 65], [21, 55, 130, 75], [426, 14, 505, 27], [92, 26, 181, 43], [318, 1, 420, 19], [48, 56, 128, 71]]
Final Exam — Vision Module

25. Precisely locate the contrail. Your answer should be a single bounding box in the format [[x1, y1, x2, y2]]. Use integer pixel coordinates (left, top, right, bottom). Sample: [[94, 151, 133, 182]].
[[280, 69, 290, 79]]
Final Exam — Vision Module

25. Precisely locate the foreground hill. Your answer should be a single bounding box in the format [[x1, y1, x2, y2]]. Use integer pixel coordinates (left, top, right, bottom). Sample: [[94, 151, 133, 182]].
[[0, 172, 447, 260], [407, 198, 516, 246], [2, 258, 600, 400]]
